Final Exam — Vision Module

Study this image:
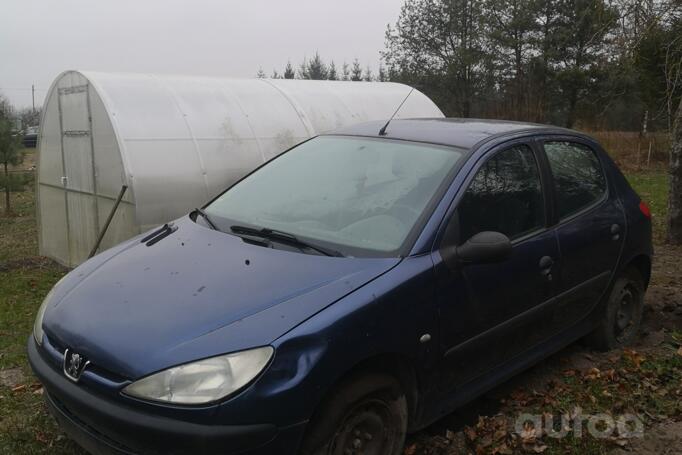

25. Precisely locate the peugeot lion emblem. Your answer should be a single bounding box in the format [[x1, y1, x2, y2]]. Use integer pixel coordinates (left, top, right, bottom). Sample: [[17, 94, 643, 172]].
[[63, 349, 89, 382]]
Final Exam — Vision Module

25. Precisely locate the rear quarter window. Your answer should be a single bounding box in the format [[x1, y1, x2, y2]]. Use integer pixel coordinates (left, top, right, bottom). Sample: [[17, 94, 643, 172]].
[[544, 141, 606, 219]]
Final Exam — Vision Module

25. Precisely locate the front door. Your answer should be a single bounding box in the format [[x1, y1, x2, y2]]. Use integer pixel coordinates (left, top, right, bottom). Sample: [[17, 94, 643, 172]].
[[434, 142, 559, 389]]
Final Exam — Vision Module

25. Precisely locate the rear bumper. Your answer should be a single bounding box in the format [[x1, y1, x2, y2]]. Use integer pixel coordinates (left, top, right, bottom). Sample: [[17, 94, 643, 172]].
[[28, 337, 305, 454]]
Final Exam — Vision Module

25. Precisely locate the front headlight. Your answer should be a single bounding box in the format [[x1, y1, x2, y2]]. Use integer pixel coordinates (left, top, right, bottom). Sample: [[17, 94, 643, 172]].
[[33, 288, 56, 345], [122, 346, 274, 405]]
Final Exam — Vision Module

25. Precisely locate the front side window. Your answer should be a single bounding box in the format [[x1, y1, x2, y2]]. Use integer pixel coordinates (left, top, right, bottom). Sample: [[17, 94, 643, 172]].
[[458, 145, 545, 242], [544, 141, 606, 219], [205, 136, 465, 256]]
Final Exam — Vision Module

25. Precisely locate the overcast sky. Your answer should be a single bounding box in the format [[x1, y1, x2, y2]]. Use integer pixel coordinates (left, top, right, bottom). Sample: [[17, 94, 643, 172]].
[[0, 0, 404, 109]]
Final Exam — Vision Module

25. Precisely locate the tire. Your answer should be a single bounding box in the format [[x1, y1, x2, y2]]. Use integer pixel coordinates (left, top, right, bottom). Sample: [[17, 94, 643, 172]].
[[299, 373, 408, 455], [586, 268, 645, 351]]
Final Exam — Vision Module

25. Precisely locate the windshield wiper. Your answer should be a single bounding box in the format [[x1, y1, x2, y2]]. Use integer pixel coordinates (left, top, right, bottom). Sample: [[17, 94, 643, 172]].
[[193, 208, 218, 231], [230, 225, 344, 257]]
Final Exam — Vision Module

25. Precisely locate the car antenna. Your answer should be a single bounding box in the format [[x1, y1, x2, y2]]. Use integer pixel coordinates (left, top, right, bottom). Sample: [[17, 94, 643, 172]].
[[378, 87, 415, 136]]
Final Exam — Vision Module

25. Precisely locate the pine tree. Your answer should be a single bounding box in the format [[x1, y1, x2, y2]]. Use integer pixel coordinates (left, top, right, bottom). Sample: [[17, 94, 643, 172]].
[[298, 58, 309, 79], [256, 67, 267, 79], [351, 59, 363, 81], [363, 65, 374, 82], [328, 61, 338, 80], [284, 61, 296, 79], [306, 52, 328, 80]]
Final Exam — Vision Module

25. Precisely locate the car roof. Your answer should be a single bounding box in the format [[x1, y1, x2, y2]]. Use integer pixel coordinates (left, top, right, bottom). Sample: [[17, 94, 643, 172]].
[[325, 118, 576, 150]]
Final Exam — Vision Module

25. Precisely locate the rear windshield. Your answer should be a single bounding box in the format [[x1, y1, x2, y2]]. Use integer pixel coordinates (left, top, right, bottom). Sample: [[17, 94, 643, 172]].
[[205, 136, 464, 257]]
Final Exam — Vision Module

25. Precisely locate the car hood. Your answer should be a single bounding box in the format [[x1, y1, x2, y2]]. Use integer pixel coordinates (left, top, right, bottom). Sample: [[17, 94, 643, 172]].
[[43, 217, 400, 379]]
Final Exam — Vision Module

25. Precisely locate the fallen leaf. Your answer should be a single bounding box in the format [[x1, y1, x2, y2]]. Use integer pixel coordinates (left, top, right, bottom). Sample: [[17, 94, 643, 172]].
[[623, 349, 645, 369], [603, 369, 617, 381], [584, 367, 601, 380]]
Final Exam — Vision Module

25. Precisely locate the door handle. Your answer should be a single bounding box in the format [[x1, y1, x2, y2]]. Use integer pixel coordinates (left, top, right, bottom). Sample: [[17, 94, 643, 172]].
[[539, 256, 554, 281], [610, 224, 621, 241]]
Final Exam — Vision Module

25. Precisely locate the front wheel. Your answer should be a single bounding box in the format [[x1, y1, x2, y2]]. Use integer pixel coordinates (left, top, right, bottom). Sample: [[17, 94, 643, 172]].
[[586, 268, 645, 351], [299, 373, 408, 455]]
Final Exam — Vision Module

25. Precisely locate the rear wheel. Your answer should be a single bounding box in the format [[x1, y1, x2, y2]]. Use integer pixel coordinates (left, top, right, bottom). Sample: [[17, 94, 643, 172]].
[[299, 373, 408, 455], [586, 268, 645, 351]]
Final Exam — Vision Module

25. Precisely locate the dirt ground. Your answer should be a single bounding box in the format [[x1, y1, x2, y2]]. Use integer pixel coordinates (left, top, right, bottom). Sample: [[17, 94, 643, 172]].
[[407, 245, 682, 454]]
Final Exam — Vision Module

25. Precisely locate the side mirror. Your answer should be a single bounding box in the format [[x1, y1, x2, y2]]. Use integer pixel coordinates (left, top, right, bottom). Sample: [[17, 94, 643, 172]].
[[448, 231, 512, 265]]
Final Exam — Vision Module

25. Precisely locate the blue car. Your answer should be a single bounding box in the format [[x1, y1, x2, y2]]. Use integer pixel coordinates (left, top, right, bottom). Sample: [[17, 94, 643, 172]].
[[29, 119, 652, 455]]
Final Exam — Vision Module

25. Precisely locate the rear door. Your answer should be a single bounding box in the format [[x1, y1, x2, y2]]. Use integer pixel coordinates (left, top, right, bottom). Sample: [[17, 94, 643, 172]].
[[540, 139, 626, 330]]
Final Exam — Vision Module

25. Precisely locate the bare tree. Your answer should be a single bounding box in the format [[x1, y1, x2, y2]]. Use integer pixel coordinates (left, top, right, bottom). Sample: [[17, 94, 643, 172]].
[[668, 97, 682, 243], [341, 62, 351, 81]]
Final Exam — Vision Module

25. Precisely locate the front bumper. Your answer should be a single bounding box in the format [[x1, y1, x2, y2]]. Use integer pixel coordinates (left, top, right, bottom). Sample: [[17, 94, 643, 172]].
[[27, 337, 305, 454]]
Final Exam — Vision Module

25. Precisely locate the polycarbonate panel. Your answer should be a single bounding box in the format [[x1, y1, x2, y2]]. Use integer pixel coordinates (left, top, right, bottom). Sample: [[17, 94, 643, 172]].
[[63, 135, 94, 193], [88, 86, 129, 200], [60, 91, 90, 132], [38, 185, 69, 264], [266, 79, 360, 133], [95, 198, 139, 252], [124, 139, 207, 228], [195, 138, 264, 198], [66, 192, 98, 266], [157, 77, 259, 139], [227, 80, 312, 145], [92, 73, 191, 139], [37, 88, 63, 186]]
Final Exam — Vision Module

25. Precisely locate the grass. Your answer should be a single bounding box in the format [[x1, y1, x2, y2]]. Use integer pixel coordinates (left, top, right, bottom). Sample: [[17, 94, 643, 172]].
[[0, 190, 78, 453], [0, 167, 675, 454]]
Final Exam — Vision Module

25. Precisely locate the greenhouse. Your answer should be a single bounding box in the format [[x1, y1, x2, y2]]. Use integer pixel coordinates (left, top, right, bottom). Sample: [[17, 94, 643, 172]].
[[37, 71, 443, 267]]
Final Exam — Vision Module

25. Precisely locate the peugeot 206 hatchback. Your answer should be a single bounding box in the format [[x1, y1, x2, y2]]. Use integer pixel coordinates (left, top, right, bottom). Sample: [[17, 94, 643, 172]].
[[29, 119, 652, 455]]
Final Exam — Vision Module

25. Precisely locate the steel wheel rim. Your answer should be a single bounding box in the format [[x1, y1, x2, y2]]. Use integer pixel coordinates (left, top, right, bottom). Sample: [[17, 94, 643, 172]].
[[331, 398, 396, 455], [614, 284, 638, 342]]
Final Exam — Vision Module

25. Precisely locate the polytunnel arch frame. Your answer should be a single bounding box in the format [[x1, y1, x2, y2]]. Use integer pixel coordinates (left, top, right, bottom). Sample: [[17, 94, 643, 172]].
[[37, 71, 444, 267]]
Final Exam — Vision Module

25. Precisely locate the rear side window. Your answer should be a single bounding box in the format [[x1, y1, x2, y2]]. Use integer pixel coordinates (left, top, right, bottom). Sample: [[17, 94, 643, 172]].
[[544, 142, 606, 219], [458, 145, 545, 242]]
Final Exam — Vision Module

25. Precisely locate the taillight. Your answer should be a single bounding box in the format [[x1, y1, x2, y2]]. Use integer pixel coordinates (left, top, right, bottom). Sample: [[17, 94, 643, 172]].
[[639, 201, 651, 219]]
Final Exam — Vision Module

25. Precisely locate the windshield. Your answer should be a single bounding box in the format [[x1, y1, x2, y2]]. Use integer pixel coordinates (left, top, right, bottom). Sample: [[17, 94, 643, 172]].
[[205, 136, 464, 257]]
